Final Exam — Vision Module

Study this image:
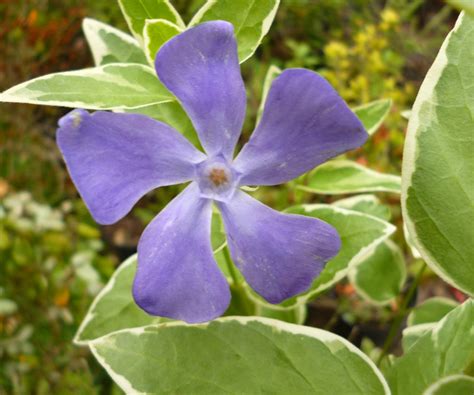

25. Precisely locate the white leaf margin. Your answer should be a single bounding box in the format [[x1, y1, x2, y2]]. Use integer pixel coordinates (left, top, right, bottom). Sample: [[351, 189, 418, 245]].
[[143, 18, 183, 65], [89, 316, 391, 395], [334, 194, 391, 221], [257, 64, 282, 122], [82, 18, 143, 66], [423, 374, 474, 395], [334, 194, 383, 210], [401, 323, 436, 352]]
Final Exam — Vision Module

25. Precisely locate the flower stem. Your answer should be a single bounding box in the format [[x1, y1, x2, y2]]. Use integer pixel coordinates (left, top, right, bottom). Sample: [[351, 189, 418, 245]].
[[222, 245, 255, 315], [222, 244, 240, 284], [376, 262, 426, 367]]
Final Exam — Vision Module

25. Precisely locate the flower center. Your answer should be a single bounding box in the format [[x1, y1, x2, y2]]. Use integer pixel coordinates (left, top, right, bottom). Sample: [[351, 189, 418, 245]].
[[196, 156, 239, 202], [209, 168, 229, 187]]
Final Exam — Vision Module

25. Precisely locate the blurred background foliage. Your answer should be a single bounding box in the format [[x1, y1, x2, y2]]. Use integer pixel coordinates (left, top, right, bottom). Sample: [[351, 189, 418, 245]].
[[0, 0, 460, 393]]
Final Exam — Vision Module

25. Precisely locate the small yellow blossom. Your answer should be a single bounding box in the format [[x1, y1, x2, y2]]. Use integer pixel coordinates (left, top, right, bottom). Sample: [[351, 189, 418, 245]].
[[325, 41, 349, 60], [382, 8, 400, 25], [369, 52, 385, 73]]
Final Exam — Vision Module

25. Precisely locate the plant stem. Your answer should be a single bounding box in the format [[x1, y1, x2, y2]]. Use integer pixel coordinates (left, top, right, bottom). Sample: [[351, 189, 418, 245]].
[[222, 244, 239, 285], [222, 245, 255, 315], [376, 262, 426, 367]]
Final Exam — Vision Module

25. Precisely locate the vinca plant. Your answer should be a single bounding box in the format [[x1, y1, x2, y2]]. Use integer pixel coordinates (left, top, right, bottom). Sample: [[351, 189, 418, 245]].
[[1, 1, 473, 394]]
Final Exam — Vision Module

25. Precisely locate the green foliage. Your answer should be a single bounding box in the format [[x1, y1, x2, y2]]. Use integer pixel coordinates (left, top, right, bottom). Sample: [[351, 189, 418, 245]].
[[0, 0, 470, 393], [90, 318, 390, 394], [401, 13, 474, 296], [0, 64, 174, 110], [385, 300, 474, 395]]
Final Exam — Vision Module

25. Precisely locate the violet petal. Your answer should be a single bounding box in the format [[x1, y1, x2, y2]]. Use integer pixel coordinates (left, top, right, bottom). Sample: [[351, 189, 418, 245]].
[[218, 191, 341, 304], [57, 109, 205, 225], [155, 21, 246, 159], [133, 183, 230, 323], [234, 69, 367, 186]]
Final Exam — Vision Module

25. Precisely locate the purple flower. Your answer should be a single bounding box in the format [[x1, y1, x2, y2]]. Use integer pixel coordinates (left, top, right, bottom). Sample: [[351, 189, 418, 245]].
[[57, 21, 367, 323]]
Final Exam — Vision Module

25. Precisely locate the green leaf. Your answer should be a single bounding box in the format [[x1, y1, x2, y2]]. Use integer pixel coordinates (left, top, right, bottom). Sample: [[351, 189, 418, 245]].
[[0, 64, 174, 110], [407, 297, 459, 326], [334, 194, 392, 221], [348, 240, 406, 305], [257, 64, 282, 123], [447, 0, 474, 16], [74, 255, 162, 344], [423, 375, 474, 395], [385, 300, 474, 395], [189, 0, 280, 63], [281, 205, 395, 304], [298, 160, 402, 195], [401, 13, 474, 296], [353, 99, 392, 136], [90, 317, 390, 394], [144, 19, 182, 64], [82, 18, 148, 66], [118, 0, 184, 43]]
